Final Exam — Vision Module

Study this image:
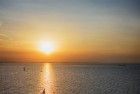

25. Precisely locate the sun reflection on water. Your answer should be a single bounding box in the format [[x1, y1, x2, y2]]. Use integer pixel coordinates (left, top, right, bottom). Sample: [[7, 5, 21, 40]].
[[41, 63, 56, 94]]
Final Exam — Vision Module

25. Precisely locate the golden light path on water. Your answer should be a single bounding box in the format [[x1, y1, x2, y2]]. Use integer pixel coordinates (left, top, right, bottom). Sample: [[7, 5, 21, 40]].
[[40, 63, 56, 94]]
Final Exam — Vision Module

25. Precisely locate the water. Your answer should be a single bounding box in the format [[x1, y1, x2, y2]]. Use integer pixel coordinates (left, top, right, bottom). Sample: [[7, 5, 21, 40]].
[[0, 63, 140, 94]]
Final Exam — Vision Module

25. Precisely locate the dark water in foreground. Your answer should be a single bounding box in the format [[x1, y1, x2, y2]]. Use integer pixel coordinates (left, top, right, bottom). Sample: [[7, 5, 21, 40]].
[[0, 63, 140, 94]]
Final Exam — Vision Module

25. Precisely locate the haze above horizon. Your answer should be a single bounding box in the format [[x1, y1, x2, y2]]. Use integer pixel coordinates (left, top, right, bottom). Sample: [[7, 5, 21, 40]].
[[0, 0, 140, 63]]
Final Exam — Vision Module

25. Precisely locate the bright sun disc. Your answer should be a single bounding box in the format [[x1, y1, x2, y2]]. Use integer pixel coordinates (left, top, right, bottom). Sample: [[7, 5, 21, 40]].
[[39, 41, 55, 54]]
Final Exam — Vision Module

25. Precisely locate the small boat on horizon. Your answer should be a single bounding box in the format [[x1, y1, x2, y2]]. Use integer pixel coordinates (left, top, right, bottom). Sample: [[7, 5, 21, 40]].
[[118, 64, 126, 66]]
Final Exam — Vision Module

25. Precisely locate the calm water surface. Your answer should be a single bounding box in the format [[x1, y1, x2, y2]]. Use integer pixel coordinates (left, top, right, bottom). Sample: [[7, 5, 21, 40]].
[[0, 63, 140, 94]]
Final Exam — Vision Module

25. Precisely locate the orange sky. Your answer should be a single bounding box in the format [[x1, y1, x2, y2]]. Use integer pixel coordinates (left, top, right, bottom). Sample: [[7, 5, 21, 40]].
[[0, 0, 140, 63]]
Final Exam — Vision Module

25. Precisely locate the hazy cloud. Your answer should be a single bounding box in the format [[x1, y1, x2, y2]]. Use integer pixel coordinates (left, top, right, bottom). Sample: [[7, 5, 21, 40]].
[[0, 33, 11, 41]]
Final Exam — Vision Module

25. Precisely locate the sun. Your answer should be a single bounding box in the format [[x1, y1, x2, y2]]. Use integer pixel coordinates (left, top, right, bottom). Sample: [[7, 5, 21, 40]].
[[39, 41, 55, 54]]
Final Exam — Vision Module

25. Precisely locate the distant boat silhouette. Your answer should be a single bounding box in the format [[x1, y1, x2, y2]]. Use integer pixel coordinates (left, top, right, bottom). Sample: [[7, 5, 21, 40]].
[[41, 89, 45, 94], [118, 64, 126, 66], [23, 67, 26, 71]]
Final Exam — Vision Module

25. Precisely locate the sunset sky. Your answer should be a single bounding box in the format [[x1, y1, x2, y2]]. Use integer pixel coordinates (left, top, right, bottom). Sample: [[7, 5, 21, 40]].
[[0, 0, 140, 63]]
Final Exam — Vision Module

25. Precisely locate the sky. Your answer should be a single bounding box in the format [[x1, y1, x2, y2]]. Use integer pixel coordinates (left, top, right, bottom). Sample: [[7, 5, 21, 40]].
[[0, 0, 140, 63]]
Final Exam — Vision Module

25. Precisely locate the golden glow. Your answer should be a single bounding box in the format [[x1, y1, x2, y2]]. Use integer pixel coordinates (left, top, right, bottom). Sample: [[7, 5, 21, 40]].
[[41, 63, 56, 94], [38, 41, 56, 54]]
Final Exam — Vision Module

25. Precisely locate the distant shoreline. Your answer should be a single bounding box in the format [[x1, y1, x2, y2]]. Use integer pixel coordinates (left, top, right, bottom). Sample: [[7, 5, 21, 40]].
[[0, 61, 140, 65]]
